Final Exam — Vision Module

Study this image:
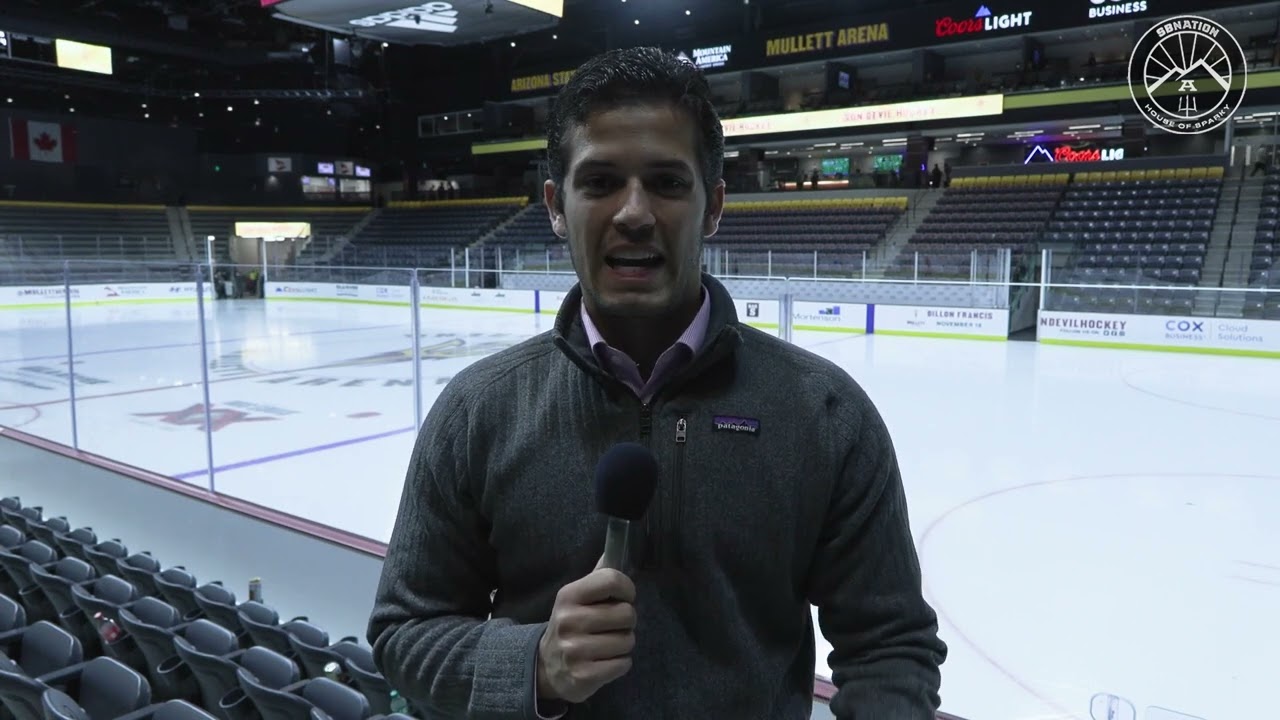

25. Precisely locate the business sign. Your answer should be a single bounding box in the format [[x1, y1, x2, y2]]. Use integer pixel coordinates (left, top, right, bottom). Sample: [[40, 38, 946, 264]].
[[725, 298, 780, 330], [1024, 144, 1125, 163], [1088, 0, 1148, 19], [793, 302, 868, 333], [874, 304, 1009, 339], [267, 156, 292, 173], [0, 283, 213, 309], [268, 281, 394, 303], [764, 22, 890, 59], [1038, 311, 1280, 356], [510, 69, 575, 94], [677, 45, 733, 71], [269, 0, 561, 46], [264, 283, 540, 311], [419, 286, 535, 312], [538, 290, 570, 315], [935, 4, 1034, 39], [721, 94, 1003, 138]]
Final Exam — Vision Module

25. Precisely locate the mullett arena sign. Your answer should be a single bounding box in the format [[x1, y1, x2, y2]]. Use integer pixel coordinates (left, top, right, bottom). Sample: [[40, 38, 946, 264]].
[[764, 22, 890, 58]]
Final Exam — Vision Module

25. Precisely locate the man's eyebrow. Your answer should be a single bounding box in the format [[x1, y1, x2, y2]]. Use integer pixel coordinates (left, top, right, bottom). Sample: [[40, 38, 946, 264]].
[[573, 159, 694, 173]]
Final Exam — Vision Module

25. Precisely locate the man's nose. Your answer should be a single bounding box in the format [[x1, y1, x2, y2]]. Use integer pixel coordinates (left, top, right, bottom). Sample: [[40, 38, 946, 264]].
[[613, 178, 655, 234]]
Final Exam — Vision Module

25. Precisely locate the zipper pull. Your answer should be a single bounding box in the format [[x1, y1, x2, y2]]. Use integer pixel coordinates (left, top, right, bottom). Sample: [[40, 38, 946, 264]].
[[675, 417, 686, 443]]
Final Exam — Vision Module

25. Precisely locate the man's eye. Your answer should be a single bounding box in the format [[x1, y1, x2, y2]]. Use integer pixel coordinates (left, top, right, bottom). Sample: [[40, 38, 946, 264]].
[[583, 176, 614, 192], [657, 176, 689, 192]]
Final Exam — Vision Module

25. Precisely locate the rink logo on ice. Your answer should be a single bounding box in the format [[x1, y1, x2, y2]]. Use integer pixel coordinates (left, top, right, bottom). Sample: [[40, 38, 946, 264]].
[[132, 402, 284, 433], [223, 400, 298, 416], [224, 333, 526, 390], [0, 365, 110, 391]]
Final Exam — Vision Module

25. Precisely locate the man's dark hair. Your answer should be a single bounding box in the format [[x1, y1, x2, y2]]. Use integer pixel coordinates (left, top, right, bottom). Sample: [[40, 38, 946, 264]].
[[545, 46, 724, 211]]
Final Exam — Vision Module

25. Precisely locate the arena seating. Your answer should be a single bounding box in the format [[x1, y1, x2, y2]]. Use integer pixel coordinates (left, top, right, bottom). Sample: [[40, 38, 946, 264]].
[[1244, 238, 1279, 319], [187, 206, 371, 264], [334, 197, 526, 268], [1044, 166, 1224, 315], [889, 174, 1068, 279], [0, 496, 413, 720], [712, 197, 905, 251], [1246, 171, 1280, 319], [703, 197, 906, 277], [0, 202, 174, 262], [484, 204, 557, 247]]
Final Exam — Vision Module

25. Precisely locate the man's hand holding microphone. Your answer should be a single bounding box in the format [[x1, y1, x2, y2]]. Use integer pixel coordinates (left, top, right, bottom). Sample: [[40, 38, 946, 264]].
[[537, 554, 637, 703], [536, 442, 657, 706]]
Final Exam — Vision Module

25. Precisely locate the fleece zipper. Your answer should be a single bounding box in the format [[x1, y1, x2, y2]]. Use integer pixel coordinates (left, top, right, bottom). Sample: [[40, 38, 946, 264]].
[[671, 415, 687, 568], [639, 402, 660, 570]]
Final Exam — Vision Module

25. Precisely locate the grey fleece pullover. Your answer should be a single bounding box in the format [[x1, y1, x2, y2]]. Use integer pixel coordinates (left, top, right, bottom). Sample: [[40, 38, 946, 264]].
[[367, 273, 946, 719]]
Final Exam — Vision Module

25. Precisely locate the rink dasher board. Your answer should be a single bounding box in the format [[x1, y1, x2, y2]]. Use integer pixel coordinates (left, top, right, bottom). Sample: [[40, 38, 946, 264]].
[[262, 282, 1011, 340], [1038, 311, 1280, 359], [0, 283, 215, 309]]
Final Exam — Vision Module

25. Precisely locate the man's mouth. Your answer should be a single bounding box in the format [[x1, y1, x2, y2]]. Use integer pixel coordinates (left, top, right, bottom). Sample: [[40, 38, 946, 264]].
[[604, 253, 664, 269]]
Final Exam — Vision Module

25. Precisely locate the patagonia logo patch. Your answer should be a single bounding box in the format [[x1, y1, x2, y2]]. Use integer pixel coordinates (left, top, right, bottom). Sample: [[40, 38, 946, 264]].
[[713, 416, 759, 435]]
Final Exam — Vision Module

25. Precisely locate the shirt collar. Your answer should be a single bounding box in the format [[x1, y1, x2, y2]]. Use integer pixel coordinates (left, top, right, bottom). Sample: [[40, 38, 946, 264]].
[[580, 284, 711, 361]]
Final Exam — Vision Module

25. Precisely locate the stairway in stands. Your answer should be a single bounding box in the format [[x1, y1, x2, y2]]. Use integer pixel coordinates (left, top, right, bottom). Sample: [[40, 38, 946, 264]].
[[1205, 173, 1266, 317], [865, 189, 944, 278]]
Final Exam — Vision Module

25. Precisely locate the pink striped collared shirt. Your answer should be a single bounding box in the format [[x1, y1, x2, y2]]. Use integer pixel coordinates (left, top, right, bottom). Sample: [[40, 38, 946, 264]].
[[579, 285, 711, 404]]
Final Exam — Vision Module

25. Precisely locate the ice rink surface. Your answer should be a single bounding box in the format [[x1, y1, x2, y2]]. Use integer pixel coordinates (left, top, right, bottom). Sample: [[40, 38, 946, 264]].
[[2, 298, 1276, 720]]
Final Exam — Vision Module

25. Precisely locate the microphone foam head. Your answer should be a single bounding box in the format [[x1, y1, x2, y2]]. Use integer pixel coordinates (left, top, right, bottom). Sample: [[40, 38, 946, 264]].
[[594, 442, 659, 521]]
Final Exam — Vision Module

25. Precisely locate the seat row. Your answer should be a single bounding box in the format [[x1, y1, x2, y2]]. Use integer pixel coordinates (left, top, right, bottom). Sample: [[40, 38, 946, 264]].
[[0, 497, 410, 720]]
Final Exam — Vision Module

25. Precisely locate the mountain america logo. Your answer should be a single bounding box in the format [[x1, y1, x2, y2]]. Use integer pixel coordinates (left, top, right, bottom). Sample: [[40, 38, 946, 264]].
[[349, 3, 458, 34], [1128, 15, 1246, 135], [935, 5, 1033, 38]]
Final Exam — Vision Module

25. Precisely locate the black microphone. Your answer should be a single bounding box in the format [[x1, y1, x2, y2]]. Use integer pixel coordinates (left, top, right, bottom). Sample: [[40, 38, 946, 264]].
[[594, 442, 659, 571]]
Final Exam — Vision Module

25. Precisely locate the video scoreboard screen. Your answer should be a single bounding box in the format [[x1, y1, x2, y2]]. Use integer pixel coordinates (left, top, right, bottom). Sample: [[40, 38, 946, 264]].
[[0, 32, 112, 75]]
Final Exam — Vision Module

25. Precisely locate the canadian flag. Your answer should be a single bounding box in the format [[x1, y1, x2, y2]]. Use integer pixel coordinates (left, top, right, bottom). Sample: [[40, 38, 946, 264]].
[[10, 119, 78, 163]]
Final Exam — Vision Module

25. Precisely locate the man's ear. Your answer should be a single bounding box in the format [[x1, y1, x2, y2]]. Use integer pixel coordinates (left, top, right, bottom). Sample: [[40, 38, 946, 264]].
[[543, 179, 567, 239], [703, 179, 726, 238]]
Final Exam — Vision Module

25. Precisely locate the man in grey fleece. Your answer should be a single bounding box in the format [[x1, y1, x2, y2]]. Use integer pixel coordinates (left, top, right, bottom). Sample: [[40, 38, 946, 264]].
[[368, 46, 946, 718]]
